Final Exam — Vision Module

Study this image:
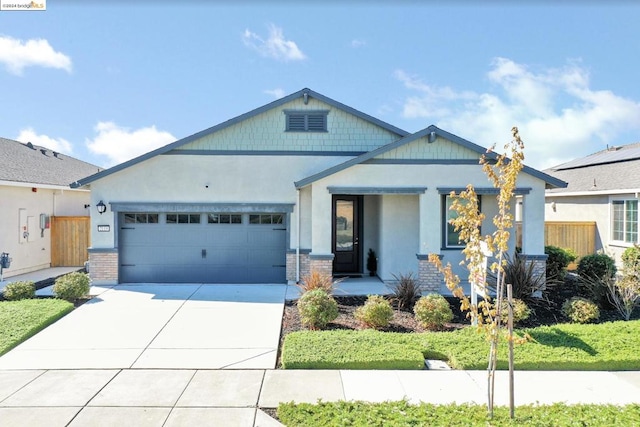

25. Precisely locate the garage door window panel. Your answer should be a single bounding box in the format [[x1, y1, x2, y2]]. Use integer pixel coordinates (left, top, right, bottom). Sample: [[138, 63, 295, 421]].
[[124, 213, 159, 224], [208, 214, 242, 224], [167, 214, 201, 224]]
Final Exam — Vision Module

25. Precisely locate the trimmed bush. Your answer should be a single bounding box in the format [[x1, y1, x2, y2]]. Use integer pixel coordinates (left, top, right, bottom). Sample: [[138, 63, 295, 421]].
[[354, 295, 393, 329], [545, 245, 576, 281], [622, 245, 640, 278], [414, 294, 453, 330], [500, 298, 531, 324], [3, 281, 35, 301], [578, 253, 616, 280], [562, 297, 600, 324], [53, 272, 90, 301], [297, 289, 338, 330], [388, 272, 422, 310]]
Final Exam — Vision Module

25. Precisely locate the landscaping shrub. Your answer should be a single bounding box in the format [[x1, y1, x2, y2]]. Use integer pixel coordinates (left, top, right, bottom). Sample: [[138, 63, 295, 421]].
[[607, 275, 640, 321], [414, 294, 453, 330], [387, 272, 422, 310], [297, 271, 341, 293], [562, 297, 600, 324], [500, 298, 531, 324], [487, 253, 548, 300], [297, 289, 338, 330], [577, 253, 616, 281], [2, 281, 35, 301], [53, 272, 90, 301], [545, 245, 576, 282], [622, 245, 640, 279], [354, 295, 393, 329]]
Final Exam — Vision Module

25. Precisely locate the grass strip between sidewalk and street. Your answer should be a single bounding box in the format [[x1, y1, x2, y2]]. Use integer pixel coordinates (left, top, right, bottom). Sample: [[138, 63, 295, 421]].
[[281, 319, 640, 370], [0, 299, 74, 356], [277, 401, 640, 426]]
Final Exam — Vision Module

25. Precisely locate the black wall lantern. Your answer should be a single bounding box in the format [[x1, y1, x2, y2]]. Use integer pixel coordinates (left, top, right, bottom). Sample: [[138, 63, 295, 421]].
[[96, 200, 107, 215]]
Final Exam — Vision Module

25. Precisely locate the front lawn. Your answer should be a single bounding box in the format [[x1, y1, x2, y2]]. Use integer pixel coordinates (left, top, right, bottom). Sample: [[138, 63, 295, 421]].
[[0, 298, 74, 356], [281, 319, 640, 370], [277, 401, 640, 426]]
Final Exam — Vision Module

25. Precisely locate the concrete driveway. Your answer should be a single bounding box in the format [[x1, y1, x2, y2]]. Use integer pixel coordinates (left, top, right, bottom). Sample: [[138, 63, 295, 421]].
[[0, 284, 287, 370]]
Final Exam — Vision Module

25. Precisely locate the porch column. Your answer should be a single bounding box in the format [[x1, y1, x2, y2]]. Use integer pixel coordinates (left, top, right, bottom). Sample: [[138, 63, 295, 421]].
[[520, 188, 547, 284], [309, 184, 334, 277], [417, 190, 444, 292]]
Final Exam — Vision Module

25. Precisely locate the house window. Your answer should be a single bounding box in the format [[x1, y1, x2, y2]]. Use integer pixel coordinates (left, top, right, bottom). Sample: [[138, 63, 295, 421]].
[[208, 214, 242, 224], [284, 110, 328, 132], [612, 200, 638, 243], [166, 214, 201, 224], [124, 213, 158, 224], [442, 195, 481, 248], [249, 214, 284, 225]]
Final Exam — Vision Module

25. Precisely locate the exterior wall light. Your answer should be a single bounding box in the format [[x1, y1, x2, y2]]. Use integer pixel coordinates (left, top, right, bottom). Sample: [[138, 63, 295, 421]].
[[96, 200, 107, 214]]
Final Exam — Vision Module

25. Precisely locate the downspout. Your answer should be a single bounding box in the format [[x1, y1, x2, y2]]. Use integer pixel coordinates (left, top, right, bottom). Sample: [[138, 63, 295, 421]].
[[296, 188, 301, 283]]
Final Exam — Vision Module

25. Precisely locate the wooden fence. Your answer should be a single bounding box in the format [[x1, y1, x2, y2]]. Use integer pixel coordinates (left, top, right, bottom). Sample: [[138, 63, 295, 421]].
[[516, 221, 596, 258], [51, 216, 90, 267]]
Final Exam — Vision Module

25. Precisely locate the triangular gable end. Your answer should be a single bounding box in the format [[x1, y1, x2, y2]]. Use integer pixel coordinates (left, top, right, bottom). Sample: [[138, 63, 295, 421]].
[[72, 88, 409, 188], [294, 125, 567, 189]]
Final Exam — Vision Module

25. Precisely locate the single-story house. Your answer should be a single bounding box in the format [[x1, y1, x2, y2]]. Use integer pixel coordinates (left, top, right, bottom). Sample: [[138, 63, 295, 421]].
[[545, 142, 640, 266], [74, 88, 565, 291], [0, 137, 102, 278]]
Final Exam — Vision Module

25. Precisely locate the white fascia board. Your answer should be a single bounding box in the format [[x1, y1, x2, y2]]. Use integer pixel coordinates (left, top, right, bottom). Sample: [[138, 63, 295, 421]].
[[0, 180, 90, 192], [545, 189, 640, 198]]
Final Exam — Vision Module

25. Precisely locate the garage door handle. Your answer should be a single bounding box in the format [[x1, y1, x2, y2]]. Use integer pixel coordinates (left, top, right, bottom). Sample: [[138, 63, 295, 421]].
[[202, 249, 207, 258]]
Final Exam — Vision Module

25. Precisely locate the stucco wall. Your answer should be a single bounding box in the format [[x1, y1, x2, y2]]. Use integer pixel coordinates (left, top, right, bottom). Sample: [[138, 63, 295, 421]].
[[0, 185, 90, 277]]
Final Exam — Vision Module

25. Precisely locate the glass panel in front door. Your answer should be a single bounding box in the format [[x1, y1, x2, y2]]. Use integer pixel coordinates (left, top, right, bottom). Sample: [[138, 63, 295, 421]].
[[335, 200, 354, 251]]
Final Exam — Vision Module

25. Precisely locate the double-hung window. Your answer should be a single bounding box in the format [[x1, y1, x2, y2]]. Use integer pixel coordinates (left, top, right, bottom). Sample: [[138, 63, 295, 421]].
[[612, 199, 638, 243], [443, 195, 481, 248]]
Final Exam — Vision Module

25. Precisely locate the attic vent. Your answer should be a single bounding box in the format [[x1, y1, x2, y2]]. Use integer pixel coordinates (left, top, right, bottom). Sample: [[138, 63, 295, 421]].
[[40, 149, 47, 155], [284, 110, 328, 132], [53, 151, 59, 158], [607, 145, 621, 151], [26, 142, 34, 149]]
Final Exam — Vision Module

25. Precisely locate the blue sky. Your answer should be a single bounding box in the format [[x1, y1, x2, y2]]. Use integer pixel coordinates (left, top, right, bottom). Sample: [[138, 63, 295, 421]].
[[1, 1, 639, 171]]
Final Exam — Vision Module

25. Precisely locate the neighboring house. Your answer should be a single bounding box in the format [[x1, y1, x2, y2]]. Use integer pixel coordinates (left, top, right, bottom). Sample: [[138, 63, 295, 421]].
[[0, 137, 103, 278], [74, 88, 565, 292], [545, 143, 640, 266]]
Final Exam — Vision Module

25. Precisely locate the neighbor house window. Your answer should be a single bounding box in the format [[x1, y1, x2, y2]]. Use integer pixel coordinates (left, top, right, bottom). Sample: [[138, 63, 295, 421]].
[[442, 195, 481, 248], [166, 214, 201, 224], [284, 110, 328, 132], [612, 200, 638, 243]]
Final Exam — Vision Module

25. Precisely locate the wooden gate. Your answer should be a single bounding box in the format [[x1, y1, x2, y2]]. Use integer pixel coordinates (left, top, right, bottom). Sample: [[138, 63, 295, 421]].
[[51, 216, 90, 267]]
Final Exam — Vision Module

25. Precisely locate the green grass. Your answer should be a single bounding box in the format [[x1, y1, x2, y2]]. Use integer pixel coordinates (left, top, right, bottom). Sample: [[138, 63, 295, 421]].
[[281, 320, 640, 370], [0, 298, 74, 356], [277, 401, 640, 426], [282, 329, 428, 369]]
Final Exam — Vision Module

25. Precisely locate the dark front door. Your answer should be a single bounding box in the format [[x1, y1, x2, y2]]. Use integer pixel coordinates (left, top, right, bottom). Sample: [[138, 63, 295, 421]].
[[332, 195, 362, 274]]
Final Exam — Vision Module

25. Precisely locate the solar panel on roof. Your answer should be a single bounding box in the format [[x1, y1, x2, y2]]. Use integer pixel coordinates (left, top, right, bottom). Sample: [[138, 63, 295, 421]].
[[554, 143, 640, 170]]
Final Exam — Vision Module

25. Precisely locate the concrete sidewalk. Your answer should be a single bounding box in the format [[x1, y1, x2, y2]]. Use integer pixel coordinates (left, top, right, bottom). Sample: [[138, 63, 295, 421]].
[[0, 369, 639, 426]]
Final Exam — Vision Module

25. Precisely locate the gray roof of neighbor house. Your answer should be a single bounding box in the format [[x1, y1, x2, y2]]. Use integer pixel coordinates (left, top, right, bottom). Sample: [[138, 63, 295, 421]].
[[0, 137, 103, 187], [545, 142, 640, 194]]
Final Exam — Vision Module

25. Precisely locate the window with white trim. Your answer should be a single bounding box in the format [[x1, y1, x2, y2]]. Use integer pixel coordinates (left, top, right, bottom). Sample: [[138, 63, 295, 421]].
[[284, 110, 328, 132], [612, 199, 638, 243], [442, 195, 481, 248]]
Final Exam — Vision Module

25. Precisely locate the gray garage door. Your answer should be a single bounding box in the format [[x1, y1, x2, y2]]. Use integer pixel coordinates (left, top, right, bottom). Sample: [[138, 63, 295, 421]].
[[119, 212, 286, 283]]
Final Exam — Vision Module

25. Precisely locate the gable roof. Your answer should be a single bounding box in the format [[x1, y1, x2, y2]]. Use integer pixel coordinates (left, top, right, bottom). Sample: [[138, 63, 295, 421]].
[[295, 125, 567, 189], [545, 142, 640, 194], [0, 137, 102, 188], [72, 88, 410, 188]]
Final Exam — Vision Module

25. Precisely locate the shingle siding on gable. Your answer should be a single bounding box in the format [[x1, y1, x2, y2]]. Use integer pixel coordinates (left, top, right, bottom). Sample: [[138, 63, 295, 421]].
[[375, 135, 481, 161], [177, 98, 399, 153]]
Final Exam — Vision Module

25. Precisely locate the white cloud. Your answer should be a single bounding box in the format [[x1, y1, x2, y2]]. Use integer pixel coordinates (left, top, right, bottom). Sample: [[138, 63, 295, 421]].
[[16, 128, 73, 154], [86, 122, 176, 167], [264, 88, 286, 99], [351, 39, 366, 48], [242, 24, 306, 62], [394, 59, 640, 169], [0, 35, 72, 75]]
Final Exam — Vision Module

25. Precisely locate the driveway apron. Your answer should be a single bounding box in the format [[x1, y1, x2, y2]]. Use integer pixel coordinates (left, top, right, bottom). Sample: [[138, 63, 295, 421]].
[[0, 284, 287, 370]]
